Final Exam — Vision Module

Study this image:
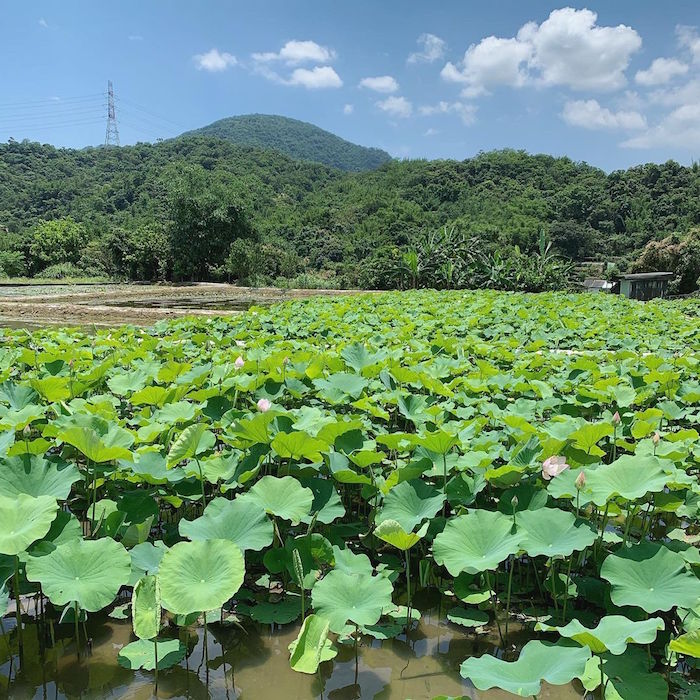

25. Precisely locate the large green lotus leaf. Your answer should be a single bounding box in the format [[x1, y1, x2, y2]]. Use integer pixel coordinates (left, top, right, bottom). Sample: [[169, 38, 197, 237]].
[[288, 614, 336, 674], [585, 455, 673, 506], [270, 431, 328, 462], [340, 343, 385, 373], [601, 543, 700, 612], [129, 541, 168, 575], [133, 575, 161, 640], [249, 597, 300, 624], [516, 508, 597, 557], [432, 509, 520, 575], [180, 496, 273, 552], [535, 615, 665, 654], [0, 455, 81, 500], [0, 404, 46, 431], [416, 428, 457, 455], [166, 423, 215, 467], [117, 638, 186, 671], [25, 537, 130, 611], [158, 539, 245, 615], [0, 493, 58, 555], [313, 373, 368, 403], [0, 381, 38, 410], [242, 476, 313, 524], [58, 419, 134, 463], [299, 478, 345, 524], [376, 479, 444, 532], [460, 640, 591, 696], [578, 646, 668, 699], [669, 630, 700, 658], [374, 520, 428, 551], [311, 569, 393, 633]]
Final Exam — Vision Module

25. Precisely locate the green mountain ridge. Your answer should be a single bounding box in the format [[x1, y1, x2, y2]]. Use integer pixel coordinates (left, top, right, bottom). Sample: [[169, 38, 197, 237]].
[[180, 113, 392, 172]]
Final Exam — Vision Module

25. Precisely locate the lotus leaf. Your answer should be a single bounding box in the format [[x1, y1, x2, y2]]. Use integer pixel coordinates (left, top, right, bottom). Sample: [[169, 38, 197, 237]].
[[242, 476, 313, 524], [516, 508, 597, 557], [535, 615, 665, 654], [158, 539, 245, 615], [311, 569, 393, 633], [0, 455, 81, 500], [133, 575, 161, 640], [601, 544, 700, 612], [669, 630, 700, 658], [376, 479, 444, 532], [288, 614, 336, 673], [460, 640, 591, 696], [117, 638, 187, 671], [25, 537, 130, 611], [0, 493, 58, 555], [374, 519, 428, 550], [433, 509, 520, 575]]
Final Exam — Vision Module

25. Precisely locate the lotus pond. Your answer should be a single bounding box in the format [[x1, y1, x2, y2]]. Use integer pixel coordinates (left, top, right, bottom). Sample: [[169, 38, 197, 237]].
[[0, 289, 699, 699]]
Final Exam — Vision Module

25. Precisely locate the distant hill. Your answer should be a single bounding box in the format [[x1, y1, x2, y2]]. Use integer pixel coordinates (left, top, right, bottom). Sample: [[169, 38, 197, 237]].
[[180, 113, 392, 172]]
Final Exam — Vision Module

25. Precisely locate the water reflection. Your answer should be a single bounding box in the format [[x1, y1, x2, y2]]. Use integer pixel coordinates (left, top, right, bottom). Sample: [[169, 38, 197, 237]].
[[1, 595, 584, 699]]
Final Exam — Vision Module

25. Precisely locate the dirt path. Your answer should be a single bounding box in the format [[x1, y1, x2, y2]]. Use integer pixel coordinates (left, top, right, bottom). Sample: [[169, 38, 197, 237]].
[[0, 283, 362, 327]]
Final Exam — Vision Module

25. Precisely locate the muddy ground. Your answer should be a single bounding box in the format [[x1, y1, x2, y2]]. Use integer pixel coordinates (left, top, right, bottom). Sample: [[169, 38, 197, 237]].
[[0, 283, 361, 328]]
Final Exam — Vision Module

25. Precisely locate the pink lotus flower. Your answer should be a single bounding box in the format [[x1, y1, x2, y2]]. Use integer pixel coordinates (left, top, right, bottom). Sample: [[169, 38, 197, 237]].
[[575, 470, 586, 490], [257, 398, 271, 412], [653, 431, 660, 445], [542, 456, 569, 481], [234, 356, 245, 369], [612, 411, 621, 425]]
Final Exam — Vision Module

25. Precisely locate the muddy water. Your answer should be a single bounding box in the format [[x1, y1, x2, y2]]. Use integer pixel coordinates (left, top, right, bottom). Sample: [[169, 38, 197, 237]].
[[1, 596, 584, 700]]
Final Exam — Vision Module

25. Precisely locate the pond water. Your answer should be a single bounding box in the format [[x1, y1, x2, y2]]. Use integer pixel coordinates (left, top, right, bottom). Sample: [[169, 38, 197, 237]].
[[97, 297, 266, 311], [1, 593, 583, 699]]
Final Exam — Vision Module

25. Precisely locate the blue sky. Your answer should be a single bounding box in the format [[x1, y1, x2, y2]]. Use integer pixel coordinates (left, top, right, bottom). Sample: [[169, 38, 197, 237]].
[[1, 1, 699, 170]]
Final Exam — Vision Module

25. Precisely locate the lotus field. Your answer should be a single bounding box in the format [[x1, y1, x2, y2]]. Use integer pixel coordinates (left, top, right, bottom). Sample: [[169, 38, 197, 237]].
[[1, 289, 699, 698]]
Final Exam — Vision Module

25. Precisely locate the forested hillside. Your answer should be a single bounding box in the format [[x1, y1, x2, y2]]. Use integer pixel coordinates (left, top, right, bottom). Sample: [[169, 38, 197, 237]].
[[182, 114, 392, 172], [0, 135, 698, 287]]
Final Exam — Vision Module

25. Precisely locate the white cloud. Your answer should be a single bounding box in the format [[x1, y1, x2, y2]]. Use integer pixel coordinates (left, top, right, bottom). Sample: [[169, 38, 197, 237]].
[[194, 48, 237, 72], [376, 96, 413, 118], [287, 66, 342, 89], [408, 33, 446, 63], [562, 99, 646, 130], [622, 102, 700, 148], [38, 18, 48, 28], [419, 101, 477, 125], [359, 75, 399, 93], [648, 78, 700, 107], [442, 36, 531, 95], [677, 25, 700, 63], [443, 8, 641, 95], [424, 127, 439, 136], [635, 58, 688, 86], [252, 40, 336, 65], [343, 104, 354, 115]]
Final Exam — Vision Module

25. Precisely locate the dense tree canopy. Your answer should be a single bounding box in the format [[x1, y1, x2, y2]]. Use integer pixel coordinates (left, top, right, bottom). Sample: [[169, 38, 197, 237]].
[[0, 136, 698, 287]]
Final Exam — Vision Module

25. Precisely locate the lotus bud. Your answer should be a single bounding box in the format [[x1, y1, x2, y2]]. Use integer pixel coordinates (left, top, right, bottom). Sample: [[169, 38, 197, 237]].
[[612, 411, 621, 425], [22, 424, 31, 438], [653, 432, 660, 445], [541, 455, 569, 481], [575, 470, 586, 490], [510, 495, 519, 509], [234, 356, 245, 369], [257, 398, 271, 413]]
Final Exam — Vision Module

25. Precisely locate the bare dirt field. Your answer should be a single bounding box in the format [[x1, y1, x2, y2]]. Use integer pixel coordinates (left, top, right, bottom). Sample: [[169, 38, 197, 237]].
[[0, 283, 360, 327]]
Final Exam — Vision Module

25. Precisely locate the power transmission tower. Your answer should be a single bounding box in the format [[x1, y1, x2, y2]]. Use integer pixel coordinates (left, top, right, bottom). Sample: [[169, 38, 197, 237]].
[[104, 80, 120, 146]]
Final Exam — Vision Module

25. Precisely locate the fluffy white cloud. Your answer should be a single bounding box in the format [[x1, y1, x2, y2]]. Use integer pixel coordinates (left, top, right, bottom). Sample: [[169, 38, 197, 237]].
[[285, 66, 342, 89], [648, 78, 700, 107], [359, 75, 399, 93], [38, 18, 48, 28], [635, 58, 688, 86], [419, 101, 477, 125], [252, 40, 336, 65], [408, 33, 446, 63], [343, 103, 354, 115], [622, 102, 700, 148], [562, 99, 646, 130], [443, 8, 641, 95], [376, 96, 413, 118], [442, 36, 531, 95], [194, 49, 237, 72], [424, 127, 439, 136]]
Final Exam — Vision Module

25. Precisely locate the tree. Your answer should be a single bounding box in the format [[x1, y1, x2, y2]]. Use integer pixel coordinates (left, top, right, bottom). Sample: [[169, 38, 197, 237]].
[[632, 229, 700, 294], [28, 217, 89, 274], [167, 166, 257, 281]]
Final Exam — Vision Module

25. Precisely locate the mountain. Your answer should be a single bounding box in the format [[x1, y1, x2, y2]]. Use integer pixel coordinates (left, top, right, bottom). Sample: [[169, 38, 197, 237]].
[[180, 113, 392, 172]]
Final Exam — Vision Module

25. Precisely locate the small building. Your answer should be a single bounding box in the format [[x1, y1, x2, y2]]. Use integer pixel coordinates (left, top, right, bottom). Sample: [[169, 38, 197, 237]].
[[582, 278, 615, 293], [617, 272, 674, 301]]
